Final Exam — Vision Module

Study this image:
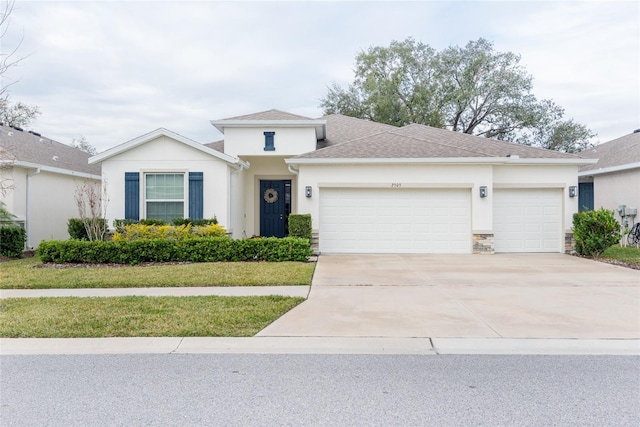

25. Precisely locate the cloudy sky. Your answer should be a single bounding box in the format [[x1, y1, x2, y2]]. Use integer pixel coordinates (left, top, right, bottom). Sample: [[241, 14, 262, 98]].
[[2, 0, 639, 153]]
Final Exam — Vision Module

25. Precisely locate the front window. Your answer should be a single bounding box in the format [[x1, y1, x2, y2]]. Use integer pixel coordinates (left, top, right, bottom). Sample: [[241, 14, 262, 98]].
[[145, 173, 184, 222]]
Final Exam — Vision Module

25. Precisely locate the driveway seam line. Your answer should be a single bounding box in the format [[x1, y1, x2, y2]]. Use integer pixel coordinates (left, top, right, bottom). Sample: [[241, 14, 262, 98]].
[[436, 286, 504, 338]]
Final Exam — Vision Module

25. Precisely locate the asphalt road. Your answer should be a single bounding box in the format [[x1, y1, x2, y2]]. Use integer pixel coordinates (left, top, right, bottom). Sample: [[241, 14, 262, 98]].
[[1, 354, 638, 426]]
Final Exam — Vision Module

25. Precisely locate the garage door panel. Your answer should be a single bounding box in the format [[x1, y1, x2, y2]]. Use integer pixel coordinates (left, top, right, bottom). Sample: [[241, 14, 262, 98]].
[[320, 188, 471, 254], [494, 189, 562, 253]]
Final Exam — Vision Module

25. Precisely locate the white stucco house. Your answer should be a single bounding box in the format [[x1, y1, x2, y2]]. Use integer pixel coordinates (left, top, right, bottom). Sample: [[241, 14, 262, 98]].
[[0, 124, 102, 248], [578, 130, 640, 221], [90, 109, 595, 254]]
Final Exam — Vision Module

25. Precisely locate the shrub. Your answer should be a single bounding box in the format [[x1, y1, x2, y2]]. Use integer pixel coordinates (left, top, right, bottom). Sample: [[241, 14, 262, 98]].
[[68, 218, 89, 240], [68, 218, 108, 241], [0, 226, 26, 257], [139, 218, 168, 226], [288, 214, 312, 241], [172, 216, 218, 226], [112, 223, 227, 242], [191, 224, 227, 238], [37, 237, 312, 264], [113, 219, 137, 234], [573, 208, 621, 258]]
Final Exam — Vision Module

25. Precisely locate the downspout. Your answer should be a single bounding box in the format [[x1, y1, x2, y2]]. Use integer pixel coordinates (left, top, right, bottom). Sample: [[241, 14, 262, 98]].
[[26, 167, 41, 249], [287, 164, 299, 175], [230, 159, 250, 238]]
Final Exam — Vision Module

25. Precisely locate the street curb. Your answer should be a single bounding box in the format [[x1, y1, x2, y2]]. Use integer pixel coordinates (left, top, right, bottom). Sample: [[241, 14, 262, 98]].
[[1, 337, 638, 356], [431, 338, 640, 355]]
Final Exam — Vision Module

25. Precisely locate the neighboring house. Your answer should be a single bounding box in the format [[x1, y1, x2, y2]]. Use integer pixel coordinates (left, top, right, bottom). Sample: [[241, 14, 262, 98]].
[[0, 125, 101, 248], [578, 130, 640, 220], [90, 109, 595, 254]]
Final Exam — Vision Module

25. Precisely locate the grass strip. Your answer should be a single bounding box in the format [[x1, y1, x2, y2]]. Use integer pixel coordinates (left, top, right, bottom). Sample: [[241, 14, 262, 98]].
[[0, 258, 315, 289], [0, 296, 304, 338], [601, 245, 640, 266]]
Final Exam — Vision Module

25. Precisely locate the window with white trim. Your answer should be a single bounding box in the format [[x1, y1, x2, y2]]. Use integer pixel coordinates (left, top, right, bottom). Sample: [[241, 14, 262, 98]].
[[145, 173, 185, 222]]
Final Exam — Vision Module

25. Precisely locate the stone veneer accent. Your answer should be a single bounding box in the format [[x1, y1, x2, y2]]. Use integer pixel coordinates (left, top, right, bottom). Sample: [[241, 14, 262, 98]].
[[564, 232, 576, 254], [311, 231, 320, 255], [473, 233, 495, 254]]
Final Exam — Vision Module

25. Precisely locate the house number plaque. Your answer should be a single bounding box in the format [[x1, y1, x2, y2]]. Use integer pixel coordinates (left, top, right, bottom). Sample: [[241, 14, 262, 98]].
[[391, 183, 402, 188]]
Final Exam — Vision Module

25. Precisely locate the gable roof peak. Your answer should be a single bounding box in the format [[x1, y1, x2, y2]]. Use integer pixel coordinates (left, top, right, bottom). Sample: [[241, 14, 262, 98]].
[[88, 127, 242, 167], [218, 109, 315, 121]]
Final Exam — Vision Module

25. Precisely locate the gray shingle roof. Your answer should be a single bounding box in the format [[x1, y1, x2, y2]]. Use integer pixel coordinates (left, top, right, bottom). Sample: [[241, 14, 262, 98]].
[[297, 118, 584, 160], [579, 131, 640, 172], [220, 109, 314, 121], [316, 114, 397, 150], [396, 124, 583, 159], [205, 140, 224, 152], [0, 125, 101, 175]]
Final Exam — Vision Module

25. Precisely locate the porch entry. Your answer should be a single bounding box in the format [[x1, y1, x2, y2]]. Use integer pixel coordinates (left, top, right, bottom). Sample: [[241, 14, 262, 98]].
[[260, 179, 291, 237]]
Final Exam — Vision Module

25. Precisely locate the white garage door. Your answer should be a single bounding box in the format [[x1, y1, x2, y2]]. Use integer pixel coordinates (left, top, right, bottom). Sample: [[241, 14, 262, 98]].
[[319, 188, 471, 254], [493, 189, 562, 253]]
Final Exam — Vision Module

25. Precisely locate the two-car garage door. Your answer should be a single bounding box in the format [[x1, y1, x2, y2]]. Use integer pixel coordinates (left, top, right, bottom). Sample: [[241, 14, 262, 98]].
[[319, 188, 471, 254], [318, 187, 563, 254]]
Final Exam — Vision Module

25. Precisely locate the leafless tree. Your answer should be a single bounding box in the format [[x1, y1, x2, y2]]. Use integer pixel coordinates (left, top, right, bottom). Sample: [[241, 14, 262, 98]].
[[1, 0, 24, 99], [71, 135, 97, 155], [74, 179, 109, 241]]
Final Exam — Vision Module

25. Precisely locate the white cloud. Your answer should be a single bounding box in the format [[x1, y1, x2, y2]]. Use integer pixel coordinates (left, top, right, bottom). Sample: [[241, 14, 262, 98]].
[[3, 0, 638, 152]]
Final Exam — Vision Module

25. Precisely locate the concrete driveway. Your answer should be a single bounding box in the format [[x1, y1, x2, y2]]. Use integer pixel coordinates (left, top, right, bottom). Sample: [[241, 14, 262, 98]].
[[258, 254, 640, 339]]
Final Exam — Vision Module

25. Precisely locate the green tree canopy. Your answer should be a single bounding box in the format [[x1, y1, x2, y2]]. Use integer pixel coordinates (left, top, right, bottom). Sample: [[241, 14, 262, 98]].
[[321, 37, 595, 153]]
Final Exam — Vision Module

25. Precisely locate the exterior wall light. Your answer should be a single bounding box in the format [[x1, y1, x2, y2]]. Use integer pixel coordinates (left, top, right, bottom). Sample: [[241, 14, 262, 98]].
[[479, 186, 488, 198], [305, 186, 312, 198], [569, 186, 577, 198]]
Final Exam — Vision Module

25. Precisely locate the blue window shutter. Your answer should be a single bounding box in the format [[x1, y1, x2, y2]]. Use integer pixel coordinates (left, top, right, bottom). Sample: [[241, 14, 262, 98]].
[[189, 172, 203, 219], [124, 172, 140, 220], [264, 131, 275, 151]]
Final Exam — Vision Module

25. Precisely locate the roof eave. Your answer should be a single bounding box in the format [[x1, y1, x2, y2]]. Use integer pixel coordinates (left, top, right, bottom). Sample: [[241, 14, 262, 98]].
[[8, 160, 102, 180], [286, 157, 598, 166], [210, 119, 327, 140], [578, 161, 640, 177]]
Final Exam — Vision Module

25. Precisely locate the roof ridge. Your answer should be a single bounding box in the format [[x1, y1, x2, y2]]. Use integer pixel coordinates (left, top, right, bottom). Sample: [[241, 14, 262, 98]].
[[388, 130, 491, 157], [398, 123, 585, 159]]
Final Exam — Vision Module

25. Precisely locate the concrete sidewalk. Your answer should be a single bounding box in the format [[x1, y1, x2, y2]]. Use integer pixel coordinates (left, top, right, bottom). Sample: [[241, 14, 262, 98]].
[[2, 337, 638, 355], [0, 286, 310, 298]]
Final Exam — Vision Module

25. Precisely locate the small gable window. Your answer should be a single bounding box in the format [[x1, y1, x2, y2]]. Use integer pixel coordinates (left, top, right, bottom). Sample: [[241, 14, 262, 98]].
[[264, 131, 275, 151]]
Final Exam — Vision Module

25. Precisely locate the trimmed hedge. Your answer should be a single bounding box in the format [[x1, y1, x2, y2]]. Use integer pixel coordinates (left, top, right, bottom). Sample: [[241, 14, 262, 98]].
[[172, 217, 218, 226], [288, 214, 312, 241], [0, 226, 26, 257], [37, 237, 312, 264]]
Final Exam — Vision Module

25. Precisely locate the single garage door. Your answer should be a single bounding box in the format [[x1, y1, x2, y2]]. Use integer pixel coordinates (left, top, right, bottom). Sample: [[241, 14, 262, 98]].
[[493, 188, 562, 253], [319, 188, 471, 254]]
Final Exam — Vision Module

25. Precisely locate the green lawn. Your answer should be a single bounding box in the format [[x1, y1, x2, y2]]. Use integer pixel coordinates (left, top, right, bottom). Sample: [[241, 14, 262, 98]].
[[0, 295, 304, 337], [601, 245, 640, 266], [0, 258, 315, 289]]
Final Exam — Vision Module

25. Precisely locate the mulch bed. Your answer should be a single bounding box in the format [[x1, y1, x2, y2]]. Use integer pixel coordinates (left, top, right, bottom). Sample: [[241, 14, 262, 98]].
[[595, 258, 640, 271], [33, 261, 194, 269]]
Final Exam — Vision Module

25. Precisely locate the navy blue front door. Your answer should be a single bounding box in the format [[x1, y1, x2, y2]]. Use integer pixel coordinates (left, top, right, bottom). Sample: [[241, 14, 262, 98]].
[[578, 182, 594, 211], [260, 180, 291, 237]]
